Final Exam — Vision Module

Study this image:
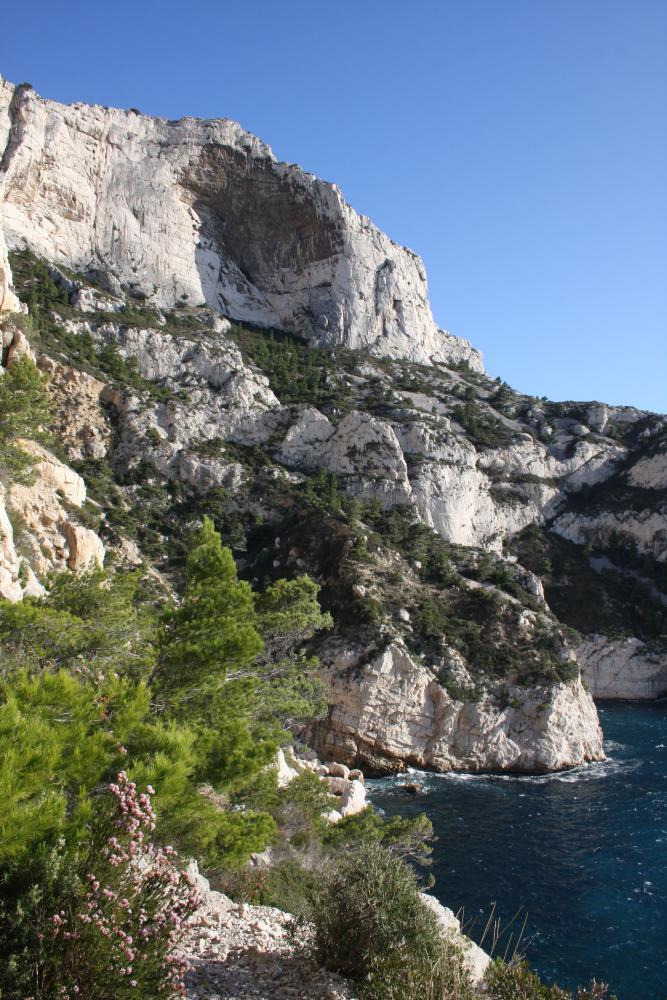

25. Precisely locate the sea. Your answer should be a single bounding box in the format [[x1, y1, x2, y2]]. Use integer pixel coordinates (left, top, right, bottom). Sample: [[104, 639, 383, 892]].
[[366, 701, 667, 1000]]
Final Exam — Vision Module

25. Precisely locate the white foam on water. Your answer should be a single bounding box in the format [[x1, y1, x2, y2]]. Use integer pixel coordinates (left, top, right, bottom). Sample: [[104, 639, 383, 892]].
[[368, 753, 640, 796]]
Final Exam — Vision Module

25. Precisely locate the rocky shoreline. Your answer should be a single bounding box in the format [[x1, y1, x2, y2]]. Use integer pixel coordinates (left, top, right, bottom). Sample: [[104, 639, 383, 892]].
[[308, 642, 605, 776]]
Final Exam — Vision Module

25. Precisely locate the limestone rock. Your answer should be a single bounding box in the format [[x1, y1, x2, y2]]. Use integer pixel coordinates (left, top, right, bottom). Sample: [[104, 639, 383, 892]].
[[626, 450, 667, 490], [181, 862, 353, 999], [274, 748, 300, 788], [577, 636, 667, 699], [309, 642, 604, 774], [326, 761, 351, 779], [0, 216, 22, 314], [0, 78, 482, 371], [552, 507, 667, 563], [419, 893, 491, 985], [71, 285, 125, 314], [279, 407, 410, 484], [0, 441, 105, 599], [38, 356, 110, 460], [338, 779, 368, 818]]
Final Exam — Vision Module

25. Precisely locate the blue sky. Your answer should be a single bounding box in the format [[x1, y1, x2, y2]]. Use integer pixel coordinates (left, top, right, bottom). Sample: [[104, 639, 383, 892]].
[[2, 1, 665, 411]]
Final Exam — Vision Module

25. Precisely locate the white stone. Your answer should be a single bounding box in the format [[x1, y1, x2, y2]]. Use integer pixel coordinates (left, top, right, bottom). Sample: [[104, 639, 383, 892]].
[[326, 761, 351, 779], [338, 779, 367, 817], [274, 748, 300, 788], [419, 893, 490, 985], [310, 642, 604, 773], [0, 443, 105, 600], [577, 636, 667, 699], [0, 79, 482, 370]]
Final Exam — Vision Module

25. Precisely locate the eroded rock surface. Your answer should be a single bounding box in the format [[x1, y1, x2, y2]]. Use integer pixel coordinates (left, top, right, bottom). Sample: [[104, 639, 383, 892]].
[[578, 636, 667, 700], [0, 441, 104, 600], [309, 642, 604, 775], [0, 78, 481, 370]]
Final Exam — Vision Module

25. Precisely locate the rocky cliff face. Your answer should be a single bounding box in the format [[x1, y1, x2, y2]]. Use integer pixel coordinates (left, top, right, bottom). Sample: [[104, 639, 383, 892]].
[[0, 78, 480, 370], [577, 636, 667, 700], [0, 243, 106, 600], [0, 79, 664, 769], [309, 642, 603, 774]]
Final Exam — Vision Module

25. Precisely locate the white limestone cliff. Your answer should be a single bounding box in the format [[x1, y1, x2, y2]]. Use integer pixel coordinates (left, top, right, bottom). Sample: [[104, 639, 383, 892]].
[[0, 441, 105, 601], [577, 636, 667, 700], [309, 642, 604, 774], [0, 274, 106, 598], [0, 217, 21, 314], [0, 78, 482, 370]]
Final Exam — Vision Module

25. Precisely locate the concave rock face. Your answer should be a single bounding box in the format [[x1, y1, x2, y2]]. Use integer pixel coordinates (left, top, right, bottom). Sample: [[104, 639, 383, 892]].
[[0, 78, 481, 370]]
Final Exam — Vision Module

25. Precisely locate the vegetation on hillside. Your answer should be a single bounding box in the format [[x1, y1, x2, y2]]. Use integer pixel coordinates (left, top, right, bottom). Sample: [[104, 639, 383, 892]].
[[0, 354, 53, 482], [0, 250, 633, 997]]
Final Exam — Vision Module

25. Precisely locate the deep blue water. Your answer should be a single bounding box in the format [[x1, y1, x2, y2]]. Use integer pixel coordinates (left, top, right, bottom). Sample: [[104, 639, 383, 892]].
[[367, 702, 667, 1000]]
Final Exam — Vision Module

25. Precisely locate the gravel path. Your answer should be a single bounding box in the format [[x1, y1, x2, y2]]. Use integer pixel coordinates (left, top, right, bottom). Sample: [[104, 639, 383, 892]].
[[182, 866, 353, 1000]]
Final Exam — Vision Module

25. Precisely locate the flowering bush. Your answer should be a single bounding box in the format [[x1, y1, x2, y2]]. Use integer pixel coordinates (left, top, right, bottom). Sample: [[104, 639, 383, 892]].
[[48, 773, 200, 999]]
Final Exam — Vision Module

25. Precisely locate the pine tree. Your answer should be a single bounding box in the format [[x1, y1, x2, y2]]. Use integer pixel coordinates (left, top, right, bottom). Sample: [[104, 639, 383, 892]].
[[0, 355, 53, 483], [157, 516, 263, 699]]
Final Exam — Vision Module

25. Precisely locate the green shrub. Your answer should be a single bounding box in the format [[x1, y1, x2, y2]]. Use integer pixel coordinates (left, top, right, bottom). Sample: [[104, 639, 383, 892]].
[[0, 772, 200, 1000], [484, 959, 616, 999], [0, 355, 53, 483], [310, 842, 472, 999], [228, 322, 355, 414], [453, 397, 513, 448]]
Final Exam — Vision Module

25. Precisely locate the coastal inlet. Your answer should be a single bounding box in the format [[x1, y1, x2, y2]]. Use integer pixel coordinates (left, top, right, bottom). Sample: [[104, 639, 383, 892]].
[[367, 701, 667, 1000]]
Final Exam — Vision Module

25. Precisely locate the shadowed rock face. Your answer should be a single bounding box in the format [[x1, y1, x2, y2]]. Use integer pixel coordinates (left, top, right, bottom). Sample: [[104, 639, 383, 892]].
[[0, 77, 482, 369], [188, 144, 343, 274]]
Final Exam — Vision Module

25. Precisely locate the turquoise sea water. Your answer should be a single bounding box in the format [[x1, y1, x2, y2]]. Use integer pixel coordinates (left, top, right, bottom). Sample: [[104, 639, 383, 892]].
[[367, 702, 667, 1000]]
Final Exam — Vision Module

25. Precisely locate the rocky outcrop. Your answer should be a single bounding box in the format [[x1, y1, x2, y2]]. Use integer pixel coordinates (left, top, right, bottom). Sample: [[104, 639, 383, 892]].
[[0, 77, 481, 370], [577, 635, 667, 700], [37, 355, 110, 460], [0, 441, 105, 601], [275, 747, 368, 822], [279, 407, 410, 485], [418, 893, 490, 985], [552, 507, 667, 563], [309, 642, 604, 774], [0, 218, 21, 314]]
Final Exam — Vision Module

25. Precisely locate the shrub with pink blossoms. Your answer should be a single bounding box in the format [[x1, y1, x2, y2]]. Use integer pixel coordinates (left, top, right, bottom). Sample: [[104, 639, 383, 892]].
[[49, 773, 201, 1000]]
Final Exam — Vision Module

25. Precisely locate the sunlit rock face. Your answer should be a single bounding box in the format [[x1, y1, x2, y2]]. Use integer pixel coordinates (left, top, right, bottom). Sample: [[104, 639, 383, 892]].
[[1, 75, 665, 777], [308, 642, 605, 775], [0, 78, 481, 370]]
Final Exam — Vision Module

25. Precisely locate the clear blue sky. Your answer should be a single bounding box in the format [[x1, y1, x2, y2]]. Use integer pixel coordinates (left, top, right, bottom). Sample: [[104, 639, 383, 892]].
[[2, 1, 665, 411]]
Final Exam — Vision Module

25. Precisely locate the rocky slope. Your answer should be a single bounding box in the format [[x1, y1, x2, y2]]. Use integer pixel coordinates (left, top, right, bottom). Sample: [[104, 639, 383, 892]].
[[0, 251, 105, 598], [0, 79, 665, 779], [181, 861, 489, 999]]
